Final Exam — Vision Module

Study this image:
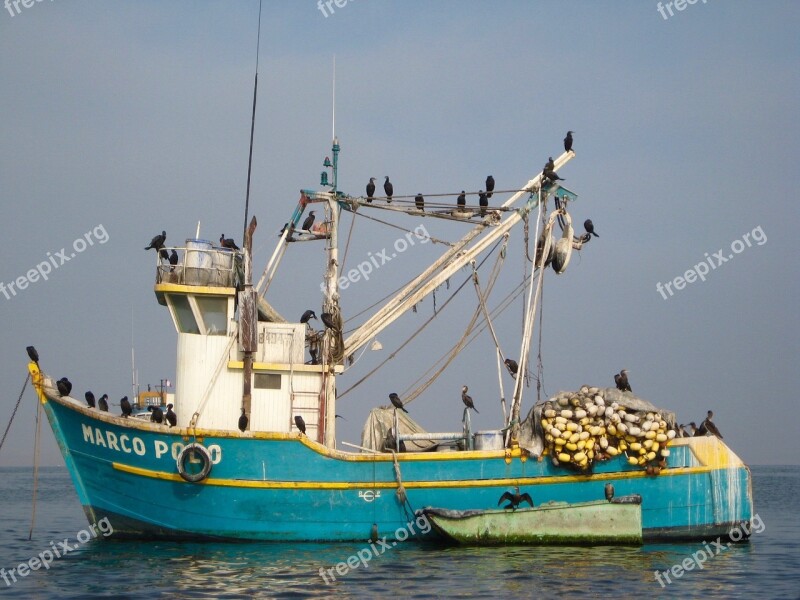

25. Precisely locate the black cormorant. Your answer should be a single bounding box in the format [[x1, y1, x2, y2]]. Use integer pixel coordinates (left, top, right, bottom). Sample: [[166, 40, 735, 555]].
[[614, 369, 632, 392], [294, 415, 306, 434], [504, 358, 519, 377], [148, 405, 163, 424], [238, 408, 248, 432], [220, 234, 239, 250], [85, 391, 96, 408], [165, 404, 177, 427], [300, 309, 317, 324], [564, 131, 574, 153], [461, 385, 479, 413], [498, 486, 533, 510], [383, 176, 393, 203], [485, 175, 495, 199], [415, 193, 424, 212], [321, 312, 338, 331], [457, 191, 466, 208], [389, 392, 408, 413], [584, 219, 599, 237], [302, 211, 316, 232], [98, 394, 109, 412], [478, 191, 488, 217], [120, 396, 132, 418], [366, 177, 376, 202], [26, 346, 39, 363], [56, 377, 72, 397], [144, 231, 166, 251]]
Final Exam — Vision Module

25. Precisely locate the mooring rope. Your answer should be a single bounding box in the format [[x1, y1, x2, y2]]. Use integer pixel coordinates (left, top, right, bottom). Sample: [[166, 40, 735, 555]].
[[0, 373, 30, 455]]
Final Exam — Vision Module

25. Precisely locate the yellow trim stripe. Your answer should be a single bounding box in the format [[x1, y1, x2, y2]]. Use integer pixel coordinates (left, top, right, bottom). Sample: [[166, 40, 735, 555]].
[[227, 361, 344, 374], [154, 283, 236, 296], [113, 461, 716, 490]]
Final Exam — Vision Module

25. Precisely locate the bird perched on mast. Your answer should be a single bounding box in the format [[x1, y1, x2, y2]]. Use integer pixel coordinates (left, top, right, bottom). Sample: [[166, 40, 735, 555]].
[[302, 211, 316, 232], [320, 312, 339, 332], [85, 391, 96, 409], [614, 369, 632, 392], [383, 176, 393, 203], [457, 191, 466, 208], [415, 193, 425, 212], [389, 392, 408, 413], [26, 346, 39, 364], [461, 385, 479, 413], [485, 175, 495, 199], [56, 377, 72, 397], [144, 231, 166, 252], [564, 131, 574, 153], [504, 358, 519, 378], [220, 234, 239, 250], [366, 177, 376, 202], [238, 408, 248, 432], [584, 219, 599, 238], [478, 190, 488, 217], [300, 309, 317, 324]]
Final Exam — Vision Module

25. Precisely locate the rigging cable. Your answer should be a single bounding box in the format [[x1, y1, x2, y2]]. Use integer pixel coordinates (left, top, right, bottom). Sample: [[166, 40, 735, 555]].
[[0, 373, 29, 455]]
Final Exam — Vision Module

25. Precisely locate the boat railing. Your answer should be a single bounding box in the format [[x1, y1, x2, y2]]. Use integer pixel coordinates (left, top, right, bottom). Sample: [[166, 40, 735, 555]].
[[155, 245, 242, 288]]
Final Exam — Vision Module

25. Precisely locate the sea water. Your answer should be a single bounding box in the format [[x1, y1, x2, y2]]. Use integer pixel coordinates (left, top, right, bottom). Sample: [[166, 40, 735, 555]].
[[0, 466, 797, 599]]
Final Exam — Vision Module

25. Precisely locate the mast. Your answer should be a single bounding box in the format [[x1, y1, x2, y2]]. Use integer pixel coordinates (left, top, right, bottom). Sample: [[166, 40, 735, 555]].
[[322, 137, 340, 447]]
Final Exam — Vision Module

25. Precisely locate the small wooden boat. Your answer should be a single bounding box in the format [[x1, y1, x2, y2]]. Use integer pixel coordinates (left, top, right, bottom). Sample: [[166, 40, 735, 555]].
[[421, 496, 643, 545]]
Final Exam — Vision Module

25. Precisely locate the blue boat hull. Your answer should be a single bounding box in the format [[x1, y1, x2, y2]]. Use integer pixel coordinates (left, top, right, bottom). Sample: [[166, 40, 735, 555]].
[[40, 386, 753, 543]]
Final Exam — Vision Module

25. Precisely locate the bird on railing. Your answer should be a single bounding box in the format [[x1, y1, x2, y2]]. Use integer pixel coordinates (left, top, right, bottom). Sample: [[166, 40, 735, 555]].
[[415, 193, 425, 212], [461, 385, 479, 413], [498, 486, 533, 510], [98, 394, 109, 412], [389, 393, 408, 413], [564, 131, 574, 153], [220, 234, 239, 250], [165, 404, 177, 428], [366, 177, 376, 202], [697, 410, 723, 439], [144, 231, 166, 252], [294, 415, 307, 435], [168, 250, 179, 271], [148, 405, 163, 424], [486, 175, 495, 199], [120, 396, 132, 418]]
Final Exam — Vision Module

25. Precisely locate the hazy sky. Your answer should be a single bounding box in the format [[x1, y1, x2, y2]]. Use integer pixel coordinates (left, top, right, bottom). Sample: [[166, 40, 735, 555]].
[[1, 1, 797, 468]]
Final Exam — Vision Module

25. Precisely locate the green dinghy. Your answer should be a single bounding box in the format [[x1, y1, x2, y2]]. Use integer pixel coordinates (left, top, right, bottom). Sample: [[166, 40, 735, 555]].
[[421, 495, 643, 546]]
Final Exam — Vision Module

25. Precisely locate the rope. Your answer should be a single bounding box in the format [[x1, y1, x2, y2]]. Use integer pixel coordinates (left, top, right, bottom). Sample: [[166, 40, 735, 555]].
[[346, 207, 453, 247], [340, 205, 358, 273], [351, 186, 539, 203], [29, 396, 43, 540], [401, 244, 507, 405], [0, 373, 29, 454], [338, 240, 503, 400]]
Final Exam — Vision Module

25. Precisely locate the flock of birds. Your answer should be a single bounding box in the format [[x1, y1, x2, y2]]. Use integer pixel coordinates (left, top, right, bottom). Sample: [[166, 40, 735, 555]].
[[143, 231, 241, 269], [50, 371, 177, 427]]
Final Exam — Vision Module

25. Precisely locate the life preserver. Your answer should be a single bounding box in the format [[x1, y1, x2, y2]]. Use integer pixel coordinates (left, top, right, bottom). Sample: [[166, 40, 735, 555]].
[[176, 443, 212, 482]]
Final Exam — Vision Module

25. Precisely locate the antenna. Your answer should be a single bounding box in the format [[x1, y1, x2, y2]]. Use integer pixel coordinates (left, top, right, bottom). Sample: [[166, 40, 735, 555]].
[[332, 55, 336, 141], [242, 0, 263, 240]]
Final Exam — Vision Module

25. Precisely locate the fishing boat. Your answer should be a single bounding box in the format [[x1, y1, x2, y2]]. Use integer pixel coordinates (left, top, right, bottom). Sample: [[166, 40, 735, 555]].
[[26, 137, 754, 542], [422, 494, 643, 546]]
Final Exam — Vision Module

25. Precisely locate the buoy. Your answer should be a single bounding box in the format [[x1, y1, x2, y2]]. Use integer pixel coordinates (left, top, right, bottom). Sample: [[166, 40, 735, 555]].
[[558, 452, 571, 463], [566, 422, 579, 432], [544, 409, 557, 418], [569, 433, 580, 444], [645, 430, 656, 440], [566, 442, 578, 452], [579, 431, 590, 441], [594, 395, 605, 407], [652, 442, 660, 452], [561, 409, 574, 419], [643, 439, 654, 449], [606, 446, 619, 456], [555, 416, 567, 424], [661, 449, 671, 457], [577, 440, 586, 450], [574, 451, 587, 463], [599, 437, 609, 450], [554, 437, 566, 447], [628, 456, 639, 466], [630, 442, 642, 452], [656, 433, 668, 443], [646, 451, 657, 462], [666, 431, 676, 440]]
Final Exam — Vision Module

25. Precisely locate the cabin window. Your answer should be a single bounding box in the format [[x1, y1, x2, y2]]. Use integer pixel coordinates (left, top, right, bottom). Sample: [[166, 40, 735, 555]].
[[254, 373, 281, 390], [170, 295, 200, 334], [196, 296, 228, 335]]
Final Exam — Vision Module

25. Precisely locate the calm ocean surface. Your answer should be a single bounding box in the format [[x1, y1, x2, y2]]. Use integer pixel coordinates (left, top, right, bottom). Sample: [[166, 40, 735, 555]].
[[0, 465, 797, 599]]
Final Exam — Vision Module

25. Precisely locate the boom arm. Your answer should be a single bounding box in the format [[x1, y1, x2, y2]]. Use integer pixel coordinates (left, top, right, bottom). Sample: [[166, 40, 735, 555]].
[[343, 151, 575, 355]]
